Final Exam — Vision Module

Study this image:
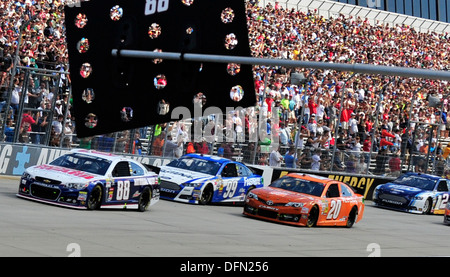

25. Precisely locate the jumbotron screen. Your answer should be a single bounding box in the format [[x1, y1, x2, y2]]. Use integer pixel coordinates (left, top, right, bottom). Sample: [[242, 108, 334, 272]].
[[64, 0, 255, 137]]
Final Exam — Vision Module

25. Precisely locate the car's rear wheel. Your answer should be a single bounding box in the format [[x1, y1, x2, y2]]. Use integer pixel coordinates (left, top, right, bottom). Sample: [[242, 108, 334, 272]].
[[199, 184, 213, 205], [306, 205, 319, 227], [138, 187, 152, 212], [346, 206, 358, 228], [87, 184, 102, 210], [245, 186, 256, 197]]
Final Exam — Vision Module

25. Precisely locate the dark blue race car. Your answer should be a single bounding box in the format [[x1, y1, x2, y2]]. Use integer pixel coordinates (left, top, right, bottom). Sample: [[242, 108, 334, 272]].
[[372, 172, 450, 214]]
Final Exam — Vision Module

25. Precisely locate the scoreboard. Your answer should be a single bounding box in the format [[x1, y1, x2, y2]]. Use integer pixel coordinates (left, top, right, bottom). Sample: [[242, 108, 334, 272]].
[[64, 0, 255, 137]]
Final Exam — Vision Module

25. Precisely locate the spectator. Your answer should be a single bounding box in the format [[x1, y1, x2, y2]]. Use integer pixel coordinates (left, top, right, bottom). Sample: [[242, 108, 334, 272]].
[[299, 150, 312, 169], [195, 139, 210, 154], [388, 152, 402, 177], [151, 132, 165, 156], [269, 146, 283, 167], [163, 134, 183, 158], [133, 132, 143, 155], [4, 118, 14, 142], [374, 147, 389, 175], [284, 147, 297, 168], [186, 141, 195, 154]]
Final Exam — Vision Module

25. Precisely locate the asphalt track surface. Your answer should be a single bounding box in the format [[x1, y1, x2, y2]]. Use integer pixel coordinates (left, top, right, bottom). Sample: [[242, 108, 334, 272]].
[[1, 176, 450, 258]]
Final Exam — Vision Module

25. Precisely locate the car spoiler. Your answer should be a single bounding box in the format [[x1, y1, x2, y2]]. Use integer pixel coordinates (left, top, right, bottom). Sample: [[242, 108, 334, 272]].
[[143, 164, 160, 174], [246, 165, 264, 177]]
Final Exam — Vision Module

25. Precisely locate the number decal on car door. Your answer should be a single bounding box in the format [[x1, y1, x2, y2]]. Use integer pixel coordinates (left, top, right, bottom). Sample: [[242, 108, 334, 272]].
[[327, 200, 342, 220], [436, 193, 449, 210], [117, 180, 130, 201], [223, 180, 238, 199]]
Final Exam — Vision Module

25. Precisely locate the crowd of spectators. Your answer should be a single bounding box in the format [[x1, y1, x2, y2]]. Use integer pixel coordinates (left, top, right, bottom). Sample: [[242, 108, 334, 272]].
[[0, 0, 449, 176], [0, 0, 72, 146], [243, 1, 450, 176]]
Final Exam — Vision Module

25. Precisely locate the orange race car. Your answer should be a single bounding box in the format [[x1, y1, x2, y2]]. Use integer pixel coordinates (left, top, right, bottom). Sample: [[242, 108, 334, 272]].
[[444, 204, 450, 225], [243, 173, 364, 227]]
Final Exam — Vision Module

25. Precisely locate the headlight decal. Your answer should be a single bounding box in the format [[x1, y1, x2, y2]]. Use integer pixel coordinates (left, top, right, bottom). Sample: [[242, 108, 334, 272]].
[[285, 202, 304, 208], [65, 183, 89, 190], [247, 191, 258, 200]]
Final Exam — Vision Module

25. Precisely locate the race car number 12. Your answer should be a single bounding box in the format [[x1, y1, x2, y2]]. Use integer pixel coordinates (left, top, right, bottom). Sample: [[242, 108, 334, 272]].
[[145, 0, 169, 15]]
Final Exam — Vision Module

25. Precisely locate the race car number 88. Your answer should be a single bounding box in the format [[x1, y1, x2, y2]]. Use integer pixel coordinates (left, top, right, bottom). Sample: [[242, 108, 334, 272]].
[[145, 0, 169, 15], [117, 180, 130, 201]]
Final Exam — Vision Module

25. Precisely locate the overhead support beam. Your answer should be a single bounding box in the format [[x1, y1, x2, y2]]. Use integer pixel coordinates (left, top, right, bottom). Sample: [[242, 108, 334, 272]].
[[112, 49, 450, 81]]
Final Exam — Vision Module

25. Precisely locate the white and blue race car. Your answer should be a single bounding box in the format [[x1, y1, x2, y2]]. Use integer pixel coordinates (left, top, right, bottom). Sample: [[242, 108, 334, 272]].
[[158, 154, 264, 204], [17, 149, 160, 211], [372, 172, 450, 214]]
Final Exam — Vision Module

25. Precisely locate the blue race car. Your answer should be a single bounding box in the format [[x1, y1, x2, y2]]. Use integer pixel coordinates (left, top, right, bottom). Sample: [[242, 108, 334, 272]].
[[372, 172, 450, 214], [158, 154, 264, 204], [17, 149, 160, 211]]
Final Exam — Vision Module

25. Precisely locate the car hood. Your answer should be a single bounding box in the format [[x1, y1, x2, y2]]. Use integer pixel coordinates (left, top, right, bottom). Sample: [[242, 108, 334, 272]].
[[254, 187, 317, 203], [377, 183, 424, 197], [159, 166, 214, 185], [26, 164, 100, 183]]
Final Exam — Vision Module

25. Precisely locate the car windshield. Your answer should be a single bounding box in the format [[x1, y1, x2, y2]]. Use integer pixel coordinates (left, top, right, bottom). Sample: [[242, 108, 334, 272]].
[[50, 153, 112, 176], [167, 156, 221, 175], [269, 176, 324, 197], [393, 175, 437, 191]]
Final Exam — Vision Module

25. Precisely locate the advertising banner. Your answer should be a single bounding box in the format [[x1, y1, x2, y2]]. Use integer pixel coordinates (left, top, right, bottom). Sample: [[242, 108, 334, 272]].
[[0, 143, 172, 176], [271, 168, 395, 200]]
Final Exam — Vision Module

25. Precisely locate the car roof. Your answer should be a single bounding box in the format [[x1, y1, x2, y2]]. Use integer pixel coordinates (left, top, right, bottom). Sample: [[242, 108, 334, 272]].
[[286, 172, 334, 183], [183, 153, 234, 165], [402, 172, 446, 181], [69, 149, 128, 162]]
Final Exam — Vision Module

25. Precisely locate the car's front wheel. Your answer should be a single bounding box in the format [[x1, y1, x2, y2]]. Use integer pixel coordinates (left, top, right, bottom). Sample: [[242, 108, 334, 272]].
[[423, 198, 432, 214], [199, 184, 213, 205], [306, 205, 319, 227], [87, 184, 102, 210]]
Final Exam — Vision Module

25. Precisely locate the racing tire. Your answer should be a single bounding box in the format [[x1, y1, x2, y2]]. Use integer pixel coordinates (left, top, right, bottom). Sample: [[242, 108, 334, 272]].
[[346, 207, 358, 228], [138, 187, 152, 212], [306, 205, 319, 227], [199, 184, 213, 205], [87, 184, 103, 210], [423, 198, 432, 214], [245, 186, 256, 197]]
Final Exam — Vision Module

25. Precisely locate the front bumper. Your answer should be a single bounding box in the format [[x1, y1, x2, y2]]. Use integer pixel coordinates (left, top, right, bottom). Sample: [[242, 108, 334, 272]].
[[243, 200, 307, 226], [18, 178, 88, 208]]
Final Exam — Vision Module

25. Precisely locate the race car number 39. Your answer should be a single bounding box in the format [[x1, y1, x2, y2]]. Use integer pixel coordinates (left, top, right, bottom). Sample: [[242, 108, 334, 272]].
[[145, 0, 169, 15]]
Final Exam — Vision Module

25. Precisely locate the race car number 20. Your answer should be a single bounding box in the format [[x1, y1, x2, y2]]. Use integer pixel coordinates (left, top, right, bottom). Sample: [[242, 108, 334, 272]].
[[145, 0, 169, 15], [326, 200, 342, 220]]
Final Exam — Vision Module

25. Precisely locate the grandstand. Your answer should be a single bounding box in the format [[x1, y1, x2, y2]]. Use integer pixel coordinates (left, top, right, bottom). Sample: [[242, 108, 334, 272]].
[[259, 0, 450, 34], [0, 0, 449, 178]]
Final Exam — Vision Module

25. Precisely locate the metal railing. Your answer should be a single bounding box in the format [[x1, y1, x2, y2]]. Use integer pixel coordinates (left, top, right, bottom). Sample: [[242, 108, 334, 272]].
[[1, 1, 450, 179]]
